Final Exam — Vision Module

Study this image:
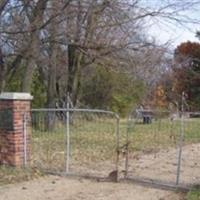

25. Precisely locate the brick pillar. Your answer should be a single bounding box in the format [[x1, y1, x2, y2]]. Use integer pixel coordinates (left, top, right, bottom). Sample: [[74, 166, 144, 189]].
[[0, 93, 33, 167]]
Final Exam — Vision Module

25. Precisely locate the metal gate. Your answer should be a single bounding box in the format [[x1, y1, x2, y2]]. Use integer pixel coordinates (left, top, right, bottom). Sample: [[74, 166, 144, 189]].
[[23, 107, 200, 188], [124, 109, 200, 188], [29, 108, 119, 179]]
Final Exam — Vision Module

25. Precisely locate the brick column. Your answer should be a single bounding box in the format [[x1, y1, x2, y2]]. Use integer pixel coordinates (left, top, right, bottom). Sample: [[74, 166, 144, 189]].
[[0, 93, 33, 167]]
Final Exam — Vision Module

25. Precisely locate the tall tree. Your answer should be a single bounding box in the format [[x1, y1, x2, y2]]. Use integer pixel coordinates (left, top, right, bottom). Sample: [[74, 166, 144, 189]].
[[0, 49, 5, 92], [173, 41, 200, 110], [1, 0, 200, 111]]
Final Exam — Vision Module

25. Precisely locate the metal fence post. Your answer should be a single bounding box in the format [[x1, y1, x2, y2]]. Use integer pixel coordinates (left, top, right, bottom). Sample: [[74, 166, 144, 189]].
[[23, 113, 27, 167], [176, 93, 185, 185], [65, 102, 70, 173], [115, 114, 120, 181], [124, 116, 131, 178]]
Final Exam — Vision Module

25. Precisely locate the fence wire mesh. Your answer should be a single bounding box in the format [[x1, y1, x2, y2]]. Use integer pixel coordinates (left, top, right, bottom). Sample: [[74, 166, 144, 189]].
[[126, 110, 179, 184], [30, 109, 119, 178], [125, 109, 200, 187], [21, 107, 200, 187], [179, 112, 200, 185]]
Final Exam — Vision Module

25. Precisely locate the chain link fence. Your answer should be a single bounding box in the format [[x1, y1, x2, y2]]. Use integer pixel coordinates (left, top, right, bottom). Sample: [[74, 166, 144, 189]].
[[179, 112, 200, 186], [20, 107, 200, 188], [125, 109, 200, 187], [29, 109, 119, 179]]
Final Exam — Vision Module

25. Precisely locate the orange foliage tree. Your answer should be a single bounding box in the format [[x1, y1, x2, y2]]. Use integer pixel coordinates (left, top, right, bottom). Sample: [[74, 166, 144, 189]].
[[173, 41, 200, 110]]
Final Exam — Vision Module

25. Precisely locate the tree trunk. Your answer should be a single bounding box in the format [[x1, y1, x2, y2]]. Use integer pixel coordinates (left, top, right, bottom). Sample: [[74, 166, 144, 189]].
[[67, 44, 83, 106], [21, 0, 48, 92], [0, 49, 5, 92]]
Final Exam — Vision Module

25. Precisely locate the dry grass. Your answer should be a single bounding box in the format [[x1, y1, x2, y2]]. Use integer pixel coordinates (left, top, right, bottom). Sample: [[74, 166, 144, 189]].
[[0, 166, 43, 186], [30, 116, 200, 176], [31, 117, 117, 175], [1, 115, 200, 186]]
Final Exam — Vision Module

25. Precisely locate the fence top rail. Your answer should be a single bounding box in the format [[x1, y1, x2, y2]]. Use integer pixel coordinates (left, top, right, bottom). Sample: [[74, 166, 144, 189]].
[[31, 108, 119, 118], [134, 109, 200, 114], [187, 112, 200, 115], [135, 109, 171, 113]]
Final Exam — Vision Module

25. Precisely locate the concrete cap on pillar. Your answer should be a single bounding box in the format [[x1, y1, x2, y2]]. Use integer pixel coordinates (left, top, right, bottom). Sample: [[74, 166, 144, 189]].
[[0, 92, 33, 100]]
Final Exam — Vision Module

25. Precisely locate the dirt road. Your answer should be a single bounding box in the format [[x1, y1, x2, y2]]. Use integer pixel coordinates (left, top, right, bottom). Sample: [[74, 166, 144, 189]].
[[0, 176, 183, 200]]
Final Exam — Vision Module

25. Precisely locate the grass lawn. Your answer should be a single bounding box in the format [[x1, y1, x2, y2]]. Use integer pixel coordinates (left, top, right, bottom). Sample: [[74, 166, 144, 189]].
[[31, 112, 200, 173], [187, 189, 200, 200], [1, 111, 200, 186], [0, 166, 43, 186]]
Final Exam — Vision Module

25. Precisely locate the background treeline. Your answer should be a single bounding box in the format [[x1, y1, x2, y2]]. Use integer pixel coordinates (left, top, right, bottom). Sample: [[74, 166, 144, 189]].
[[157, 41, 200, 111], [0, 0, 200, 115]]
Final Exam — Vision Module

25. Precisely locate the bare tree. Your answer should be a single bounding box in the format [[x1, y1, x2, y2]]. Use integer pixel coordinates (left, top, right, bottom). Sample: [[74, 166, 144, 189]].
[[0, 0, 200, 108]]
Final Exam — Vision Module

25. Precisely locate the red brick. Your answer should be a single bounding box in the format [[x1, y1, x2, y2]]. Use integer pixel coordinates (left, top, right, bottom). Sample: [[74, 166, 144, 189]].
[[0, 96, 32, 167]]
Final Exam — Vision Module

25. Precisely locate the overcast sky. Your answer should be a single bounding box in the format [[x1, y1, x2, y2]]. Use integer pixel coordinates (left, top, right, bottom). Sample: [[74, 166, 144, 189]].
[[140, 0, 200, 48], [148, 21, 199, 48]]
